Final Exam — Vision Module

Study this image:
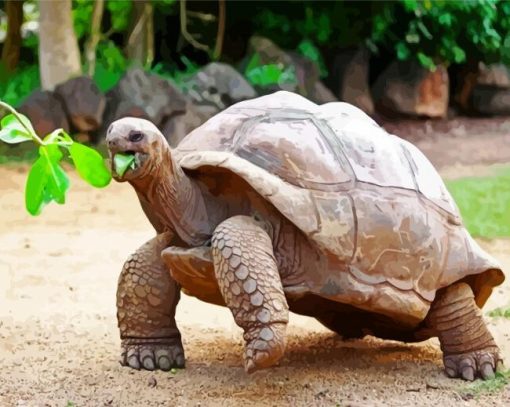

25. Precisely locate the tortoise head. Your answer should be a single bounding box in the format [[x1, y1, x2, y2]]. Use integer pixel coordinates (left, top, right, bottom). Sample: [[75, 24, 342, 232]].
[[106, 117, 168, 182]]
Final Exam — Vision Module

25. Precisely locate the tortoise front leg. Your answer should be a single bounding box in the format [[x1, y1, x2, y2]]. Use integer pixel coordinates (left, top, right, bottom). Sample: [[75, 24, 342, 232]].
[[425, 282, 503, 381], [117, 232, 185, 371], [211, 215, 289, 373]]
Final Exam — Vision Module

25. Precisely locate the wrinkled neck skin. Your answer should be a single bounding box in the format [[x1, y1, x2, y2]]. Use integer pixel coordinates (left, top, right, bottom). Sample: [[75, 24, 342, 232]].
[[129, 146, 219, 247]]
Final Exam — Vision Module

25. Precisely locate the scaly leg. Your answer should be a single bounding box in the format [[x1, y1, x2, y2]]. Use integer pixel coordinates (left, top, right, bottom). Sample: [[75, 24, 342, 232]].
[[211, 216, 289, 373], [425, 282, 503, 381], [117, 232, 185, 371]]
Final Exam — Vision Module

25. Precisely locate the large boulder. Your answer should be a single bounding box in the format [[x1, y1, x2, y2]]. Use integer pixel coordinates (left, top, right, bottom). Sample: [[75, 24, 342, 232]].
[[183, 62, 257, 110], [455, 63, 510, 116], [104, 68, 188, 127], [162, 103, 218, 147], [372, 60, 449, 118], [470, 86, 510, 116], [18, 90, 70, 136], [241, 36, 337, 104], [55, 76, 106, 132], [328, 47, 374, 114], [477, 63, 510, 87]]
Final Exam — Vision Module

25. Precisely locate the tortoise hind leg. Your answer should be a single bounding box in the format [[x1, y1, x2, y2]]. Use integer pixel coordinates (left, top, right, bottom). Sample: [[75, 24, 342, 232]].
[[425, 282, 503, 381], [117, 232, 185, 371]]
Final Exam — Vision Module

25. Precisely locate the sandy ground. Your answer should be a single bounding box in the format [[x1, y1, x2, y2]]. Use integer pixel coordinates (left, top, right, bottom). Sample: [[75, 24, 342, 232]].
[[2, 125, 510, 406]]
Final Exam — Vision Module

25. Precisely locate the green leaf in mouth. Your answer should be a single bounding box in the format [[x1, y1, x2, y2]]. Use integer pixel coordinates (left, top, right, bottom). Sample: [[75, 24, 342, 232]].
[[114, 153, 136, 177]]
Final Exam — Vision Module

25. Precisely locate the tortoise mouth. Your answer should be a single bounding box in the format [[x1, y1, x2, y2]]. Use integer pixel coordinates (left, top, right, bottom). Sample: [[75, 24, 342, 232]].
[[110, 151, 149, 181]]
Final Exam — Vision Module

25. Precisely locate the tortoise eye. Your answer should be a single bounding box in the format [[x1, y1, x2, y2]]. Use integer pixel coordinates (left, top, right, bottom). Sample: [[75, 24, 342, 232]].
[[128, 132, 144, 142]]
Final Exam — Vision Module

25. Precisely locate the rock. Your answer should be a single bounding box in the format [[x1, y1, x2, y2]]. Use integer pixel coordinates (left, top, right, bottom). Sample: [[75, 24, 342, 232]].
[[162, 103, 218, 147], [454, 62, 510, 111], [372, 60, 449, 118], [55, 76, 106, 132], [477, 62, 510, 88], [470, 85, 510, 116], [425, 380, 440, 390], [147, 376, 157, 388], [328, 47, 374, 114], [105, 68, 187, 127], [287, 51, 321, 99], [18, 90, 70, 136], [242, 36, 337, 104], [311, 81, 338, 104], [455, 62, 510, 116], [461, 392, 474, 401], [183, 62, 257, 110], [452, 63, 479, 111]]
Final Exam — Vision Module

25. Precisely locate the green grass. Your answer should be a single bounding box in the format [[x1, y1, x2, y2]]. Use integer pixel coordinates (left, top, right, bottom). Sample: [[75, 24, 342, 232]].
[[460, 370, 510, 398], [446, 167, 510, 238], [488, 307, 510, 318]]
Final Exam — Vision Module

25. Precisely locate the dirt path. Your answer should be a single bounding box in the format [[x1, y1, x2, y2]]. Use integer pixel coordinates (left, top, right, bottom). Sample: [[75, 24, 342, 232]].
[[1, 125, 510, 406]]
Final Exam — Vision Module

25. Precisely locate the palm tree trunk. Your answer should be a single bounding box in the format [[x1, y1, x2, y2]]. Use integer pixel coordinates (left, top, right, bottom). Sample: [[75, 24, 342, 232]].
[[38, 0, 82, 90]]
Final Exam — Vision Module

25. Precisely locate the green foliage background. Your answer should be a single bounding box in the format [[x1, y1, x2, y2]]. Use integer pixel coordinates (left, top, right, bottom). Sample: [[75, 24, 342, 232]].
[[3, 0, 510, 106]]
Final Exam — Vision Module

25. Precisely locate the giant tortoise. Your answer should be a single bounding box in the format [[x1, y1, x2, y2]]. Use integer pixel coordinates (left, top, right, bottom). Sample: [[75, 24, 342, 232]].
[[106, 91, 505, 381]]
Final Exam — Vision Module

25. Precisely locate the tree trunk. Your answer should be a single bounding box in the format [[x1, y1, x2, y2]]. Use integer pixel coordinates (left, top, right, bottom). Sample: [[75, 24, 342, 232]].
[[84, 0, 105, 76], [38, 0, 82, 91], [125, 0, 154, 68], [1, 0, 24, 73]]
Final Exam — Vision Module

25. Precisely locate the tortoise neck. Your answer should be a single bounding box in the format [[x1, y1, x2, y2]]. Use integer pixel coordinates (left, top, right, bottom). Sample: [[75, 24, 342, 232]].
[[132, 147, 213, 246]]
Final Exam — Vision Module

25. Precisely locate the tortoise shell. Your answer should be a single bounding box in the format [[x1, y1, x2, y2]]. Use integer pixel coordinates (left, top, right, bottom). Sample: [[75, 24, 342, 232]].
[[173, 91, 504, 328]]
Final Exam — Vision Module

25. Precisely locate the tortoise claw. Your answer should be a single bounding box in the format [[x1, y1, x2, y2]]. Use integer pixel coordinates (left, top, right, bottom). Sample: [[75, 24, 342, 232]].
[[461, 366, 475, 382], [480, 363, 495, 380], [120, 338, 185, 372], [443, 348, 502, 381]]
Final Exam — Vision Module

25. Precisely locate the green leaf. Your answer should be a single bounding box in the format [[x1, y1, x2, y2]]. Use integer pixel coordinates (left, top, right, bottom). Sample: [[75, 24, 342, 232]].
[[39, 146, 70, 205], [417, 52, 436, 70], [25, 157, 51, 216], [396, 42, 411, 60], [69, 143, 112, 188], [43, 128, 73, 145], [405, 33, 420, 44], [452, 46, 466, 64], [0, 128, 32, 144], [114, 153, 136, 177], [39, 144, 70, 204], [245, 54, 261, 75], [1, 112, 35, 134], [25, 146, 71, 215], [46, 162, 70, 204], [0, 113, 34, 144], [438, 13, 453, 27], [417, 21, 432, 40], [45, 143, 64, 162], [403, 0, 419, 12]]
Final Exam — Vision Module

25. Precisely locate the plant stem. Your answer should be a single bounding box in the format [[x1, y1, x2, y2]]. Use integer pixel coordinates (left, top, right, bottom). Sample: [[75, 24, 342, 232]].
[[0, 100, 45, 146]]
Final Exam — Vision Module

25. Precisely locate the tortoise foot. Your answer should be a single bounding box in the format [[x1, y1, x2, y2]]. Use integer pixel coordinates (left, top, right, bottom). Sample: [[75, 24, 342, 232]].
[[426, 283, 505, 381], [120, 337, 185, 371], [444, 348, 503, 381], [244, 322, 286, 374]]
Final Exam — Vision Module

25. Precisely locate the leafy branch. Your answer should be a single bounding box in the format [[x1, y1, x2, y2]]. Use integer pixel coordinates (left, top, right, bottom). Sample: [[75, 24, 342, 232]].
[[0, 100, 112, 216]]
